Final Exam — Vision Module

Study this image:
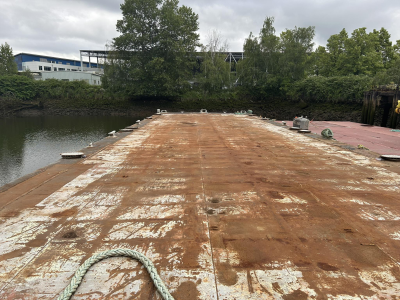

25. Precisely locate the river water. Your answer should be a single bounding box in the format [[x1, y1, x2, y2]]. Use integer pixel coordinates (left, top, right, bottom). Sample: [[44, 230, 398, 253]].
[[0, 115, 143, 188]]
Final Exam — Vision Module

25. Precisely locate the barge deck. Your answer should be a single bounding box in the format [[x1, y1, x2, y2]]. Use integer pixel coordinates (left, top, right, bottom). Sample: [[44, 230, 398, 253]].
[[1, 114, 400, 299]]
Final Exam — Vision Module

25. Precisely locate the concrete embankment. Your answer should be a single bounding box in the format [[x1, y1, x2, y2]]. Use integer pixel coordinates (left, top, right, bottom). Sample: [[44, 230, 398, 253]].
[[1, 114, 400, 299]]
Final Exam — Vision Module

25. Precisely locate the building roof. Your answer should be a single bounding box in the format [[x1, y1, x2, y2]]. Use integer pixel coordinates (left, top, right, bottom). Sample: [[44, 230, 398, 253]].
[[14, 52, 81, 63]]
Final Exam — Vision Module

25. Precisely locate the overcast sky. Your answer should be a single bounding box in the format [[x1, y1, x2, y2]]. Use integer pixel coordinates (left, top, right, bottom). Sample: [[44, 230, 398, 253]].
[[1, 0, 400, 61]]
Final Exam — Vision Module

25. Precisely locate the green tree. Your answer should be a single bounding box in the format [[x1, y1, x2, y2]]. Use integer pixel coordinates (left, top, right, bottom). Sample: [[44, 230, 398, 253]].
[[238, 32, 262, 87], [278, 25, 315, 84], [199, 30, 231, 93], [238, 17, 314, 95], [374, 28, 396, 68], [103, 0, 200, 97], [238, 17, 281, 93], [373, 59, 400, 86], [325, 29, 348, 76], [312, 45, 330, 76], [320, 27, 395, 77], [344, 28, 383, 75], [0, 42, 18, 76], [259, 17, 280, 78]]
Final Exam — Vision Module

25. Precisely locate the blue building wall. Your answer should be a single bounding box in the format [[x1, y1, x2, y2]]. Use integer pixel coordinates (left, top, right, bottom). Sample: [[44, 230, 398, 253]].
[[14, 53, 100, 71]]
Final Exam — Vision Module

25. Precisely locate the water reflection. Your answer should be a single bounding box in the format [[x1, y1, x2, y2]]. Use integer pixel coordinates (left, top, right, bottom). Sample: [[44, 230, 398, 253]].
[[0, 115, 141, 187]]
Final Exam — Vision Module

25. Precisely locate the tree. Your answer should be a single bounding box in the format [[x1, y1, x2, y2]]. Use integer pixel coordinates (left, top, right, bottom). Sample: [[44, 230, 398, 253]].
[[103, 0, 200, 97], [373, 59, 400, 86], [238, 17, 314, 95], [278, 25, 315, 83], [374, 28, 396, 69], [319, 27, 396, 77], [238, 17, 281, 92], [344, 27, 383, 75], [199, 30, 231, 93], [312, 45, 330, 76], [325, 29, 348, 76], [259, 17, 280, 78], [0, 42, 18, 76], [238, 32, 262, 87]]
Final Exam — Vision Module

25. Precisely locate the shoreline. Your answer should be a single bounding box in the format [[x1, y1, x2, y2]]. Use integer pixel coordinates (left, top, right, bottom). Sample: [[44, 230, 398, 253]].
[[2, 99, 366, 124]]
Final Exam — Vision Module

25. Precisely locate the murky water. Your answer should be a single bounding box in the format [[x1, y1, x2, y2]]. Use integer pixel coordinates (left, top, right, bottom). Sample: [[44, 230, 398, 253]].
[[0, 115, 143, 188]]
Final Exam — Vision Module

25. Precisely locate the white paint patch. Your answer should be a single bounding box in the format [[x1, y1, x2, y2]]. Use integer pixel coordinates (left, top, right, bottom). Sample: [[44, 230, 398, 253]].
[[358, 207, 400, 221], [273, 194, 307, 204], [138, 195, 188, 205], [135, 178, 187, 192], [0, 243, 86, 298], [279, 207, 304, 214], [35, 166, 107, 208], [0, 248, 43, 283], [117, 205, 185, 220], [389, 231, 400, 240], [75, 188, 127, 221], [335, 186, 370, 191], [104, 221, 184, 240], [358, 265, 400, 298], [339, 199, 373, 205], [217, 264, 317, 299], [213, 191, 260, 202], [0, 210, 54, 256]]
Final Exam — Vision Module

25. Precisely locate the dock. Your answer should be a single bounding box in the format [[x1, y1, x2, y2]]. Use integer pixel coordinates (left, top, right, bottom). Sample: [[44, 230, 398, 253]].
[[1, 113, 400, 299]]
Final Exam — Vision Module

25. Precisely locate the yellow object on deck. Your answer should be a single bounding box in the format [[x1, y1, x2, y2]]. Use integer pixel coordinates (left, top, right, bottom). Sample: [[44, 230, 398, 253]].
[[396, 100, 400, 114]]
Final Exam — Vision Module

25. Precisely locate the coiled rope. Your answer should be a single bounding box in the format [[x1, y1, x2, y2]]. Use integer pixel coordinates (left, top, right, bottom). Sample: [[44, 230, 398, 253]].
[[56, 248, 174, 300]]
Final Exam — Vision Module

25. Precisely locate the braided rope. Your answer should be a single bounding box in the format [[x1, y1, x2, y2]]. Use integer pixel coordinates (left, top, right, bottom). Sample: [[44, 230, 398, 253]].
[[56, 248, 174, 300]]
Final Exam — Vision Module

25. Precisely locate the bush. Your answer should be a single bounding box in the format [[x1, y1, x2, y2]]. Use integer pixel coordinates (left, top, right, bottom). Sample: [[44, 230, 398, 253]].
[[0, 76, 117, 108], [0, 75, 37, 100], [288, 75, 373, 103]]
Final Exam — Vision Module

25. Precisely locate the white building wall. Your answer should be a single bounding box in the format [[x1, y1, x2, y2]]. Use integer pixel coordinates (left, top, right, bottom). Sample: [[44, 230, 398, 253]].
[[22, 61, 103, 73], [40, 71, 102, 86]]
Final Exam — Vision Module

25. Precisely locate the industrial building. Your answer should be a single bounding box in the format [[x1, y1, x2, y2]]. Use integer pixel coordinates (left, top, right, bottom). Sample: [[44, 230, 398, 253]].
[[40, 71, 102, 85], [13, 52, 103, 85]]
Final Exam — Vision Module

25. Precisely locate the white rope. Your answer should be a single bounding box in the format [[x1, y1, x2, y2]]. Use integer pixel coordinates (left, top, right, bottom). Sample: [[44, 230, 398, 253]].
[[56, 248, 174, 300]]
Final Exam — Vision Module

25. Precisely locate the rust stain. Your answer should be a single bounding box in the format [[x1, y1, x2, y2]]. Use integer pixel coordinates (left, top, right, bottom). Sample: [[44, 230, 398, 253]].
[[216, 262, 238, 286], [51, 207, 78, 218], [172, 281, 200, 299]]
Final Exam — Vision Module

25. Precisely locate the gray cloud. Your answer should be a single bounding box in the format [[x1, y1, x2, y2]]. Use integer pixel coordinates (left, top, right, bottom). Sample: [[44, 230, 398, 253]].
[[1, 0, 400, 59]]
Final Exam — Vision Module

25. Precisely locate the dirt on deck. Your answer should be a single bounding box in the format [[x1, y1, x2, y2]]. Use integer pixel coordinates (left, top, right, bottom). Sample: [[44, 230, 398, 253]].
[[1, 114, 400, 299]]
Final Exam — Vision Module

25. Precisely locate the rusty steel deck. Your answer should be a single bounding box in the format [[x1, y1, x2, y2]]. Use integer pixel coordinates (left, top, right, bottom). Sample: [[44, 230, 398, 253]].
[[1, 114, 400, 299]]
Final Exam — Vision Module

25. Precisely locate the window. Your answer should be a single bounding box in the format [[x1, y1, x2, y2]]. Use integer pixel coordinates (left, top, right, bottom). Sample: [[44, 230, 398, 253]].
[[67, 69, 70, 71], [44, 66, 51, 71], [40, 58, 48, 62], [39, 66, 43, 70], [67, 63, 70, 65], [94, 80, 96, 85], [58, 68, 65, 71], [58, 62, 63, 64], [54, 67, 57, 71]]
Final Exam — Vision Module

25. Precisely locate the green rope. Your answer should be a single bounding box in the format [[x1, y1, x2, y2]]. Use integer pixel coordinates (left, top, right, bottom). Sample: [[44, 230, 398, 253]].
[[56, 248, 174, 300]]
